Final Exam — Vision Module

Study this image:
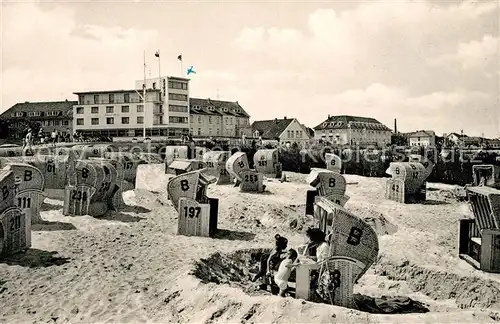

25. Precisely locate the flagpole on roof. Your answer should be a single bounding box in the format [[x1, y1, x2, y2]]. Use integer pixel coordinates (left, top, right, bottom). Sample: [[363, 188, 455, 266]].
[[155, 50, 161, 96], [178, 53, 183, 77]]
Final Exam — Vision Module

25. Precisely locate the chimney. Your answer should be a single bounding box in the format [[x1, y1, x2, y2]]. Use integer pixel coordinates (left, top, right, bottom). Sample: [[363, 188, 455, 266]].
[[274, 118, 278, 124], [394, 118, 397, 134], [284, 116, 287, 120], [328, 114, 331, 119]]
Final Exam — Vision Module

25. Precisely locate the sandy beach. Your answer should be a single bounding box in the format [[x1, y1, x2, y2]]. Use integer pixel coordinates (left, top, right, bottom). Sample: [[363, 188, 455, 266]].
[[1, 164, 500, 323]]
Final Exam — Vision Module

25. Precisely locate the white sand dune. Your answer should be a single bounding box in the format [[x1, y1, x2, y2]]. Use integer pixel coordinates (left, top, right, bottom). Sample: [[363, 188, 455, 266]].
[[1, 169, 500, 323]]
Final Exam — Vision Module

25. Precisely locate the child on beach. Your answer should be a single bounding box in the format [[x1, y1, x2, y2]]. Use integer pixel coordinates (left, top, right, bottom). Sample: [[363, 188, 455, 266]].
[[274, 248, 300, 297], [251, 234, 288, 285]]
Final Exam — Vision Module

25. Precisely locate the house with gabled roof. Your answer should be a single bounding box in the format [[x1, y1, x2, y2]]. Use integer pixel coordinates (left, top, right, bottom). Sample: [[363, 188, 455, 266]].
[[189, 98, 251, 138], [313, 115, 392, 147], [251, 116, 312, 147], [407, 130, 436, 147], [1, 100, 76, 139]]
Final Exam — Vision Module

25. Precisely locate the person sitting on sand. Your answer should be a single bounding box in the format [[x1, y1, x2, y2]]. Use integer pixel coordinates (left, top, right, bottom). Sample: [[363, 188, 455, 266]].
[[274, 248, 300, 297], [251, 234, 288, 287], [303, 228, 330, 263]]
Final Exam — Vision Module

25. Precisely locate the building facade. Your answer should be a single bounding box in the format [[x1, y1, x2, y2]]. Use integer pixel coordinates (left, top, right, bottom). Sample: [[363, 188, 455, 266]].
[[73, 76, 190, 139], [189, 98, 251, 138], [252, 117, 312, 147], [313, 115, 392, 147], [1, 100, 76, 139], [408, 130, 436, 147]]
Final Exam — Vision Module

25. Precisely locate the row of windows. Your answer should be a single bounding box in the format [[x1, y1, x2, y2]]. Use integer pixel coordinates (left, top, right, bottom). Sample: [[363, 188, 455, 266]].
[[76, 105, 144, 114], [168, 105, 188, 113], [168, 93, 188, 101], [76, 117, 144, 126], [190, 115, 248, 125], [11, 111, 61, 117], [77, 128, 189, 138], [320, 129, 387, 135], [169, 116, 188, 124], [168, 81, 188, 90], [190, 128, 222, 136], [18, 120, 69, 127], [287, 130, 303, 138]]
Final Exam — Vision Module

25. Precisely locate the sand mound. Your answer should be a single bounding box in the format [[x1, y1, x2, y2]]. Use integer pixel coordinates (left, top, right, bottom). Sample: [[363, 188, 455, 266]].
[[345, 205, 398, 236], [375, 258, 500, 309], [192, 249, 431, 315]]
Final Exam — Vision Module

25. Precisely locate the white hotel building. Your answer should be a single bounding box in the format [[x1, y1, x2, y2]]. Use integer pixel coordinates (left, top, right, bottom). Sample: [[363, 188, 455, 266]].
[[73, 76, 190, 139]]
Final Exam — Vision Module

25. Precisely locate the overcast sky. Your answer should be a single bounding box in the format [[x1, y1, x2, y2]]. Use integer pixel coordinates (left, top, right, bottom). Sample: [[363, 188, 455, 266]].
[[1, 0, 499, 137]]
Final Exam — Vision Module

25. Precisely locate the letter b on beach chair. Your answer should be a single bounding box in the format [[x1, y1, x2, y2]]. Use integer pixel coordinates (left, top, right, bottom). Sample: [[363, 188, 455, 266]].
[[3, 163, 45, 225]]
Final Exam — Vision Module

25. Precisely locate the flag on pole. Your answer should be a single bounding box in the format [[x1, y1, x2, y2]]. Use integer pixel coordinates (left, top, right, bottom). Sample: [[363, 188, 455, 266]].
[[155, 50, 160, 58], [177, 54, 182, 61]]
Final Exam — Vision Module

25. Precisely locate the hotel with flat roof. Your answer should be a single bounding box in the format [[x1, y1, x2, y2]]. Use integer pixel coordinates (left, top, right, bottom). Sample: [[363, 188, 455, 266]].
[[73, 76, 190, 139]]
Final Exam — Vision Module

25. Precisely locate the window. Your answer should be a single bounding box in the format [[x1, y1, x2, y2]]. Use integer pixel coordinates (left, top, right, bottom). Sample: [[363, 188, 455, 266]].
[[208, 116, 212, 124], [121, 106, 129, 113], [168, 81, 188, 90], [197, 116, 201, 123], [209, 128, 212, 135], [63, 120, 69, 126], [168, 93, 188, 101], [76, 118, 84, 125], [137, 116, 144, 124], [91, 107, 99, 114], [287, 130, 291, 138], [78, 95, 84, 105], [91, 118, 99, 125], [418, 137, 421, 141], [106, 106, 114, 113], [106, 117, 114, 125], [296, 130, 300, 138], [94, 95, 99, 104], [137, 105, 144, 113], [198, 128, 201, 136], [122, 117, 129, 124], [169, 105, 188, 113], [152, 82, 156, 89], [290, 131, 294, 138], [109, 94, 114, 104], [216, 129, 220, 135], [54, 120, 60, 126], [76, 107, 84, 114], [124, 93, 130, 103], [169, 116, 188, 124]]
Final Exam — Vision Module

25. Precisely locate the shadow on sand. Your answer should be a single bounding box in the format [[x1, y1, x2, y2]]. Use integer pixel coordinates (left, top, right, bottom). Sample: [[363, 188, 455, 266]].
[[0, 249, 71, 268], [422, 199, 450, 205], [353, 293, 429, 314], [32, 221, 77, 231], [119, 205, 151, 214], [40, 202, 63, 212], [212, 229, 256, 241], [99, 211, 146, 223]]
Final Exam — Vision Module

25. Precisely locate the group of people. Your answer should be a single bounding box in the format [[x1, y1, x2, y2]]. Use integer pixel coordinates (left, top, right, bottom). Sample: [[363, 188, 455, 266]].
[[251, 228, 331, 299], [22, 128, 74, 154]]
